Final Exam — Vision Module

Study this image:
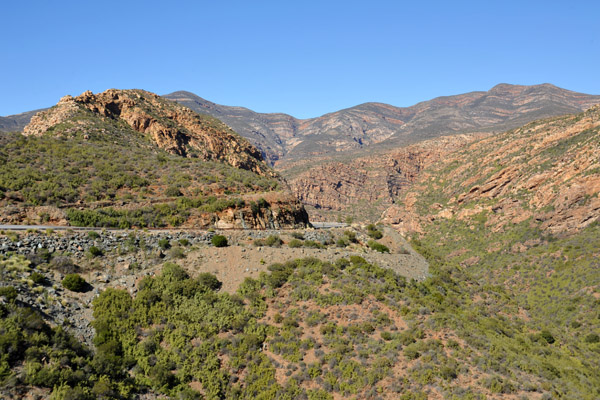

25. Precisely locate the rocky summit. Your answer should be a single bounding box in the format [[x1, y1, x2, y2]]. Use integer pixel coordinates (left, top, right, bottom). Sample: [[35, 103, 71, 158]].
[[24, 89, 272, 177], [1, 89, 309, 229]]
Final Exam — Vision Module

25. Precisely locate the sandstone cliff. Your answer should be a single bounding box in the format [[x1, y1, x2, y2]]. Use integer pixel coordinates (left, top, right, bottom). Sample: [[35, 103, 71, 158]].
[[382, 106, 600, 236], [24, 89, 273, 177], [281, 134, 486, 221]]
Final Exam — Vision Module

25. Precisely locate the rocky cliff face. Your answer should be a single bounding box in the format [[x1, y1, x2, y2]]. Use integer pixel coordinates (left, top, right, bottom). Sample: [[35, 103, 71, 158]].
[[164, 91, 299, 165], [383, 105, 600, 236], [282, 134, 485, 221], [166, 84, 600, 164], [24, 89, 273, 177]]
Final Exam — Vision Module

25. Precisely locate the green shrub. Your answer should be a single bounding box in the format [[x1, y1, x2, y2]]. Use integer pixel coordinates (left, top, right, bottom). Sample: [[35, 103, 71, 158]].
[[169, 247, 185, 259], [35, 248, 52, 263], [584, 333, 599, 343], [404, 344, 421, 360], [197, 273, 222, 291], [30, 272, 46, 285], [336, 238, 349, 248], [165, 186, 182, 197], [291, 232, 305, 240], [343, 230, 357, 243], [254, 235, 282, 247], [88, 246, 103, 257], [288, 239, 303, 248], [62, 274, 87, 292], [349, 255, 367, 265], [540, 330, 555, 344], [88, 231, 100, 239], [367, 229, 383, 240], [368, 240, 389, 253], [303, 240, 325, 249], [178, 238, 190, 246], [211, 235, 228, 247], [161, 262, 189, 282], [265, 235, 283, 247], [158, 238, 171, 250], [0, 286, 18, 302]]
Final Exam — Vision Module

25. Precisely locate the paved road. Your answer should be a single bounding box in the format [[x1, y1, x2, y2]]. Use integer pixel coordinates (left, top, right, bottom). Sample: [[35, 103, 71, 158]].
[[0, 222, 348, 231], [311, 222, 349, 229], [0, 224, 96, 231]]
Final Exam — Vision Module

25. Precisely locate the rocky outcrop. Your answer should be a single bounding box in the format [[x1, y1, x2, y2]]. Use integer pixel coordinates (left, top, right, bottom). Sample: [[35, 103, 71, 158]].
[[282, 134, 486, 221], [14, 89, 310, 229], [383, 106, 600, 236], [187, 193, 310, 230], [24, 89, 273, 177]]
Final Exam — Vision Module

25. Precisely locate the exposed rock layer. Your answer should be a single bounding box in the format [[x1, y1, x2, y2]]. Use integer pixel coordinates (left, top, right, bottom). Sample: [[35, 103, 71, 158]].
[[383, 106, 600, 236], [282, 134, 486, 221], [24, 89, 272, 177], [166, 84, 600, 164]]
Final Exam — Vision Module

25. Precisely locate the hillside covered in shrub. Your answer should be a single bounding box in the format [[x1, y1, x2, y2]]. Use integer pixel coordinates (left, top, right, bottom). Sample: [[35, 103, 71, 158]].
[[0, 89, 308, 229]]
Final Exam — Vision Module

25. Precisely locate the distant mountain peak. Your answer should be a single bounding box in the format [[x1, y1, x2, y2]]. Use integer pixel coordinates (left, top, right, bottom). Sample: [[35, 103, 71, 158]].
[[166, 84, 600, 165]]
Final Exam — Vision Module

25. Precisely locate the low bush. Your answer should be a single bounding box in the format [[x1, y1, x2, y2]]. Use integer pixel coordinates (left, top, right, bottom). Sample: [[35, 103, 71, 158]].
[[170, 247, 185, 259], [62, 274, 87, 292], [336, 238, 349, 248], [88, 246, 103, 257], [50, 256, 79, 274], [303, 240, 325, 249], [288, 239, 303, 248], [291, 232, 305, 240], [255, 235, 283, 247], [197, 273, 222, 291], [165, 186, 182, 197], [540, 330, 555, 344], [584, 333, 599, 343], [368, 240, 389, 253], [343, 231, 357, 243], [30, 272, 46, 285], [367, 226, 383, 240], [211, 235, 228, 247], [0, 286, 18, 302]]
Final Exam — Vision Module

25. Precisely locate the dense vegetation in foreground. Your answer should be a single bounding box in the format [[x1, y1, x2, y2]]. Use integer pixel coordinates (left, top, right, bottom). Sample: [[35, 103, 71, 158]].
[[1, 102, 599, 399], [2, 236, 598, 399]]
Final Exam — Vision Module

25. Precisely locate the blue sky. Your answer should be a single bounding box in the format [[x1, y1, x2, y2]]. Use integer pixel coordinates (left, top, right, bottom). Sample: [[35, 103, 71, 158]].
[[1, 0, 599, 118]]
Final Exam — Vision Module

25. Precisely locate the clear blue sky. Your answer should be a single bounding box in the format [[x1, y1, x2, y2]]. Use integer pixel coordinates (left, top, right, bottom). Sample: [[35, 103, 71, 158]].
[[1, 0, 599, 118]]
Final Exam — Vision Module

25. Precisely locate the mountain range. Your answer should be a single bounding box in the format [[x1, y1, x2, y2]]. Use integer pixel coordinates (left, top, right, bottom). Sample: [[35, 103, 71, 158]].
[[164, 83, 600, 164], [4, 84, 599, 167]]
